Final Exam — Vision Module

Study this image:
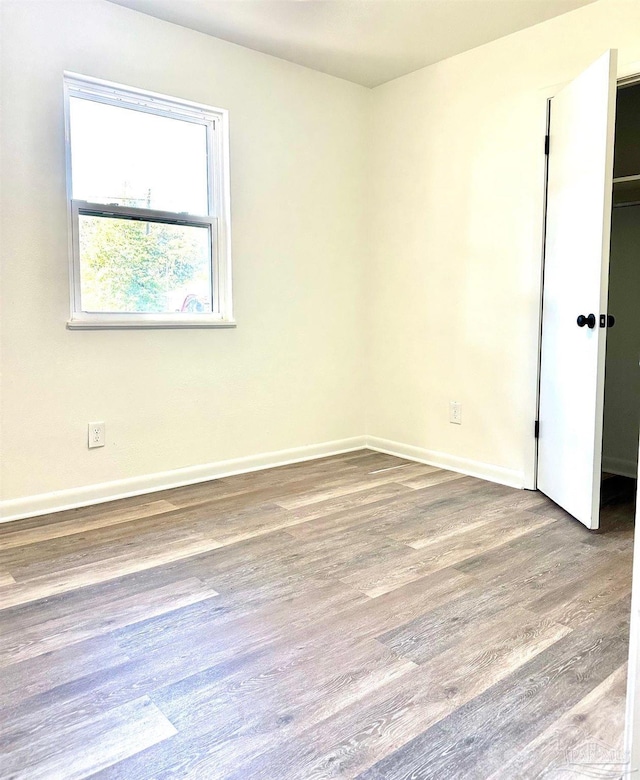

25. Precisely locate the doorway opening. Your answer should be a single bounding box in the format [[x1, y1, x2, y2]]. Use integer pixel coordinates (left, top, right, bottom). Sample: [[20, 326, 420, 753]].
[[536, 51, 639, 532], [601, 79, 640, 532]]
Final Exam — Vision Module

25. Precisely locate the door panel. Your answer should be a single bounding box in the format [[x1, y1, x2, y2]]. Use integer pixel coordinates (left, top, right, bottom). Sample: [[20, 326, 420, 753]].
[[537, 50, 618, 529]]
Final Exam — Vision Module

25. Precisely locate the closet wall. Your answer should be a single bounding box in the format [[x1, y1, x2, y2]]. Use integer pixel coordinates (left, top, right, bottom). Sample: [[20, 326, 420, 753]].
[[602, 84, 640, 478], [603, 204, 640, 477]]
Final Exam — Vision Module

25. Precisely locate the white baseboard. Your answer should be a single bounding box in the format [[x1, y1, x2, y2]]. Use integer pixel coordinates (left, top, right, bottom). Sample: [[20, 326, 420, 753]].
[[602, 455, 638, 480], [0, 434, 527, 524], [0, 436, 367, 523], [366, 436, 525, 490]]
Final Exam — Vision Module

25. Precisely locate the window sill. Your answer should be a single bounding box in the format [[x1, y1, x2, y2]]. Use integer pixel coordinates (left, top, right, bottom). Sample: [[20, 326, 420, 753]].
[[67, 317, 236, 330]]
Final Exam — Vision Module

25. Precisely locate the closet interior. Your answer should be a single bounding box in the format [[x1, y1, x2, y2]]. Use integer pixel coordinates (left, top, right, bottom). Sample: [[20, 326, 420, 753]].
[[601, 80, 640, 521]]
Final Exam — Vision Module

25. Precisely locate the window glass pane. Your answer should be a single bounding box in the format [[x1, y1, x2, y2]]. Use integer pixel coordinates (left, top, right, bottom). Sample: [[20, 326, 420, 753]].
[[79, 215, 212, 314], [70, 97, 209, 215]]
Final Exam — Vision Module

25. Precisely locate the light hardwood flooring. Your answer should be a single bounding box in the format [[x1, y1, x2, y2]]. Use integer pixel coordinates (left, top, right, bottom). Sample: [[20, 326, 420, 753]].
[[0, 451, 634, 779]]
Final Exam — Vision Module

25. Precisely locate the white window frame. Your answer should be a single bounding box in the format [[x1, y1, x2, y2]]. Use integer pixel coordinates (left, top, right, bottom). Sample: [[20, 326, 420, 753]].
[[63, 72, 234, 329]]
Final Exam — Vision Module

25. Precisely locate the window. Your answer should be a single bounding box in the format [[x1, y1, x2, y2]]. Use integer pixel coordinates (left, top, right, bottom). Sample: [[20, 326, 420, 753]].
[[64, 73, 233, 328]]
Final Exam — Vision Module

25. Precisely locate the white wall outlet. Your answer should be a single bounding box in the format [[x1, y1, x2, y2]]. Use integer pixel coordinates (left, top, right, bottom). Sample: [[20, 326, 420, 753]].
[[88, 421, 105, 448], [449, 401, 462, 425]]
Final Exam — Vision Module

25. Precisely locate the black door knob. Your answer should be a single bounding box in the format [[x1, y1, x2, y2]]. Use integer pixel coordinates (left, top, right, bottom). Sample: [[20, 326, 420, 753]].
[[577, 313, 596, 329], [599, 314, 616, 328]]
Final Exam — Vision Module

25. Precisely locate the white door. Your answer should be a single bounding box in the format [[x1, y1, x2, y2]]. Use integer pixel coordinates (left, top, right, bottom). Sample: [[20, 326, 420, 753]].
[[537, 50, 618, 529]]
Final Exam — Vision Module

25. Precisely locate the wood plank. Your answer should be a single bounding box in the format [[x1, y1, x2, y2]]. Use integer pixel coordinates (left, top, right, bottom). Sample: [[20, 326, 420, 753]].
[[114, 579, 368, 663], [490, 663, 629, 780], [0, 499, 178, 552], [399, 491, 550, 549], [339, 510, 556, 598], [0, 493, 180, 537], [0, 539, 223, 610], [275, 463, 442, 510], [278, 481, 414, 528], [1, 516, 223, 575], [525, 550, 633, 628], [0, 635, 131, 710], [452, 514, 610, 586], [0, 696, 177, 780], [0, 577, 219, 667], [359, 598, 630, 780], [155, 452, 412, 516], [216, 607, 571, 780], [287, 476, 535, 545], [375, 547, 624, 667], [96, 649, 415, 780], [153, 634, 416, 745], [396, 469, 467, 490]]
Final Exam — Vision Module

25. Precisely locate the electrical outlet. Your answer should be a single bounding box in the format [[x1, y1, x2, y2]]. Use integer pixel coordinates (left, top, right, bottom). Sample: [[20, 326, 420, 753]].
[[449, 401, 462, 425], [88, 421, 105, 448]]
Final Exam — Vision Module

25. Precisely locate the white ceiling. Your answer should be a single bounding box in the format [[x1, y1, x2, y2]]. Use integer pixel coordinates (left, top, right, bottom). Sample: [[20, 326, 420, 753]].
[[108, 0, 596, 88]]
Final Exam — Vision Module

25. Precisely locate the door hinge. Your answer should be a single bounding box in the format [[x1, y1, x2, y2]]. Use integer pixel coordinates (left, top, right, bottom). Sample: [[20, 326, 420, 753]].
[[534, 420, 540, 439], [544, 134, 550, 156]]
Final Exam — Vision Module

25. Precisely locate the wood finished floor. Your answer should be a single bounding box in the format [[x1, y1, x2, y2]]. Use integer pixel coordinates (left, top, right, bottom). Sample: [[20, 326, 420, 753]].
[[0, 451, 634, 780]]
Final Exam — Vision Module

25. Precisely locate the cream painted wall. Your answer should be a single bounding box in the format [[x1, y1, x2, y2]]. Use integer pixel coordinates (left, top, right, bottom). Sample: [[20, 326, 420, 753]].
[[367, 0, 640, 488], [4, 0, 640, 511], [0, 0, 369, 504]]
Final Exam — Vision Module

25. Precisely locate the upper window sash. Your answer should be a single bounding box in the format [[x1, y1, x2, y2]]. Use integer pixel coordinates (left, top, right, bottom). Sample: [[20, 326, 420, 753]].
[[64, 72, 220, 125], [65, 75, 217, 219]]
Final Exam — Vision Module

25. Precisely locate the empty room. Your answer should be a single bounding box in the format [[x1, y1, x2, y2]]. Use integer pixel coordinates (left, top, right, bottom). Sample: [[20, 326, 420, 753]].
[[2, 0, 640, 777]]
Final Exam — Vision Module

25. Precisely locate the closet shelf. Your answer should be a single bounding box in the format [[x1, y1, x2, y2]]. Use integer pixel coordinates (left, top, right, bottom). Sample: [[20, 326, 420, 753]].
[[613, 174, 640, 206], [613, 173, 640, 184]]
